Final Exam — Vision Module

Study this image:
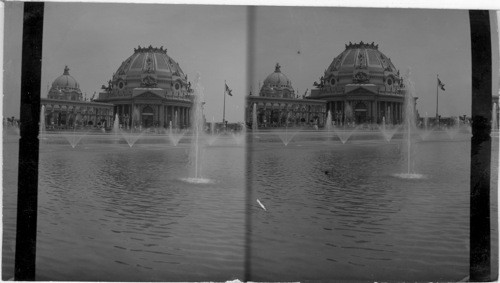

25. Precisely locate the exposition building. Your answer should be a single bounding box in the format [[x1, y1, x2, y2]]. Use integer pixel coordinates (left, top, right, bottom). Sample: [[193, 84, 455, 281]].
[[247, 63, 326, 127], [95, 45, 194, 129], [247, 42, 414, 128], [41, 66, 113, 128], [309, 41, 410, 125]]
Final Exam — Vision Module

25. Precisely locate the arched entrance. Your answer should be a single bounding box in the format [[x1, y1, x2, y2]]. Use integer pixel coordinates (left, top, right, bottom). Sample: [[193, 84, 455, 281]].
[[354, 102, 368, 124], [142, 106, 154, 128]]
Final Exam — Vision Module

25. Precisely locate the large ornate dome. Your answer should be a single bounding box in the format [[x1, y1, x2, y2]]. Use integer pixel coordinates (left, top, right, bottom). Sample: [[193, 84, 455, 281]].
[[48, 66, 83, 101], [106, 45, 191, 97], [260, 63, 295, 98], [313, 41, 402, 93]]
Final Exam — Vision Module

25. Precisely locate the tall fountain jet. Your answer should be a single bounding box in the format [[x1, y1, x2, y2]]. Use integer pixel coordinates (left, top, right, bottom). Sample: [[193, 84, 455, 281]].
[[419, 111, 432, 141], [252, 103, 258, 132], [325, 110, 333, 132], [113, 113, 120, 135], [333, 102, 357, 144], [395, 68, 424, 179], [183, 73, 211, 183], [206, 116, 218, 146], [39, 105, 46, 139]]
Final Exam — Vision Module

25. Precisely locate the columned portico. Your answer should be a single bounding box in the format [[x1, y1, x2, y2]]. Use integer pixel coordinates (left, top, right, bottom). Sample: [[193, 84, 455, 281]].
[[41, 98, 113, 128], [308, 42, 416, 125], [95, 46, 194, 129]]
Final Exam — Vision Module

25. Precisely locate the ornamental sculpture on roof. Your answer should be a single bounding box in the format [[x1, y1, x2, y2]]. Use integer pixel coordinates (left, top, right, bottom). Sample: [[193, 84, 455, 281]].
[[345, 41, 379, 50], [141, 75, 157, 88], [133, 45, 168, 54]]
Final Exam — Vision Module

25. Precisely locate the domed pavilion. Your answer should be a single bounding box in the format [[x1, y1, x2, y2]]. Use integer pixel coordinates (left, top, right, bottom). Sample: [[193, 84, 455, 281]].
[[47, 66, 83, 101], [247, 63, 326, 128], [41, 66, 113, 128], [95, 45, 194, 129], [309, 41, 410, 124]]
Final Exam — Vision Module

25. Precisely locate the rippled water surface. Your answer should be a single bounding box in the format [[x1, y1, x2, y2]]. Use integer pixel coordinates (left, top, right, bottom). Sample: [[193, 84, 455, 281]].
[[3, 130, 498, 281], [248, 133, 498, 281], [3, 135, 245, 281]]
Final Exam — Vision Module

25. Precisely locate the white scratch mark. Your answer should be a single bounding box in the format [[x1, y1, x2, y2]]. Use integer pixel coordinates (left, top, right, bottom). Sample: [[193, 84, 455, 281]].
[[256, 199, 267, 211]]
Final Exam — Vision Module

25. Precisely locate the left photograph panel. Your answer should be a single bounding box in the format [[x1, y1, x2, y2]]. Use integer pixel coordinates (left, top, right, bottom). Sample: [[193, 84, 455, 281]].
[[3, 2, 248, 281]]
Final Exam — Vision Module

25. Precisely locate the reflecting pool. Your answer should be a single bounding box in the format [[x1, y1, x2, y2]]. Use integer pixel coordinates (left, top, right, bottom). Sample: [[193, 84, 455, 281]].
[[247, 129, 498, 282], [3, 133, 246, 281], [2, 128, 498, 281]]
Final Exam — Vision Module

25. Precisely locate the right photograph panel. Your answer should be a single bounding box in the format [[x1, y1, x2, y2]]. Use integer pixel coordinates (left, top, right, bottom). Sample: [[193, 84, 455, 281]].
[[245, 7, 498, 282]]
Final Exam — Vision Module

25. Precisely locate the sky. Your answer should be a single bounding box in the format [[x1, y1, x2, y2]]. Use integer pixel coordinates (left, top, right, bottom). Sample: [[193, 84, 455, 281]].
[[3, 3, 500, 120], [251, 7, 497, 118], [4, 2, 247, 122]]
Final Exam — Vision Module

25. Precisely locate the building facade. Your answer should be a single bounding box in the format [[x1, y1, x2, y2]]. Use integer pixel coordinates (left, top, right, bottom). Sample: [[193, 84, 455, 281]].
[[309, 41, 409, 124], [41, 66, 113, 128], [247, 63, 326, 128], [95, 45, 194, 129]]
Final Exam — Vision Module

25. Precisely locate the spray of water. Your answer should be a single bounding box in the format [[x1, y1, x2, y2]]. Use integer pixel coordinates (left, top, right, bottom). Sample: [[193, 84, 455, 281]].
[[39, 105, 46, 139], [113, 113, 120, 135], [325, 110, 333, 132], [393, 68, 425, 179], [252, 103, 258, 132], [180, 72, 212, 184]]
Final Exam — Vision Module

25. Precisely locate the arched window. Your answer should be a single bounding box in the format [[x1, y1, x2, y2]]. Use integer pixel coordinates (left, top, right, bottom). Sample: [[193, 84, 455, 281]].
[[143, 106, 154, 114]]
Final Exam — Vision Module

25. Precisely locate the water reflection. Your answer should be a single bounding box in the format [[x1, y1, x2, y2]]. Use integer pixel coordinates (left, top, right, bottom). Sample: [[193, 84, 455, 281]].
[[249, 141, 475, 281], [5, 142, 246, 281]]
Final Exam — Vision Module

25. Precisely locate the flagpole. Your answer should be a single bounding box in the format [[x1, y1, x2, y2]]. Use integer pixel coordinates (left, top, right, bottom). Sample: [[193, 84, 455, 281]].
[[223, 80, 226, 127], [436, 74, 439, 125]]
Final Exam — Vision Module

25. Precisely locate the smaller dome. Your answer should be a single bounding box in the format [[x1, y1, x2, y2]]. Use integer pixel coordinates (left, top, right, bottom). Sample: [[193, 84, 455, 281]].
[[260, 63, 295, 99], [263, 63, 292, 88], [48, 66, 83, 101], [52, 66, 80, 89]]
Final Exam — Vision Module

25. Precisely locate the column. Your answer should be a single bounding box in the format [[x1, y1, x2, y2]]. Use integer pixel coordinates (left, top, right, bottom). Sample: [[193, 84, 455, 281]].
[[160, 105, 164, 128], [367, 101, 372, 123], [182, 108, 186, 127], [165, 106, 169, 126], [175, 106, 179, 128], [400, 102, 403, 123], [183, 107, 187, 126], [167, 106, 171, 125]]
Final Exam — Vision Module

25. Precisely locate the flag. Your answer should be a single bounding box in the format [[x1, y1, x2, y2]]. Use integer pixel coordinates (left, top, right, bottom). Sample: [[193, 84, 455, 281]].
[[225, 83, 233, 96], [438, 77, 445, 91]]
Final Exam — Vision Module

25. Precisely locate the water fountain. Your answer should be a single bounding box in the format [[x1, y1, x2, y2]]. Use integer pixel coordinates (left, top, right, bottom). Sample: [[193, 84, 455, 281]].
[[325, 110, 333, 132], [231, 123, 246, 145], [277, 113, 298, 146], [394, 69, 424, 179], [182, 73, 212, 184], [206, 117, 219, 146], [119, 109, 144, 147], [174, 111, 179, 129], [445, 116, 461, 140], [168, 121, 186, 146], [332, 103, 357, 144], [61, 122, 88, 148], [386, 106, 392, 126], [39, 105, 46, 140], [378, 116, 399, 142], [419, 112, 433, 141], [120, 130, 144, 147], [112, 113, 120, 135], [252, 103, 258, 132]]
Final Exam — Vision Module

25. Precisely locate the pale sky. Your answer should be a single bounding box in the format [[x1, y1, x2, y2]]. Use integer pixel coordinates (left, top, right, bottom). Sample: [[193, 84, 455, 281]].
[[4, 2, 247, 122], [3, 3, 500, 119], [251, 7, 496, 118]]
